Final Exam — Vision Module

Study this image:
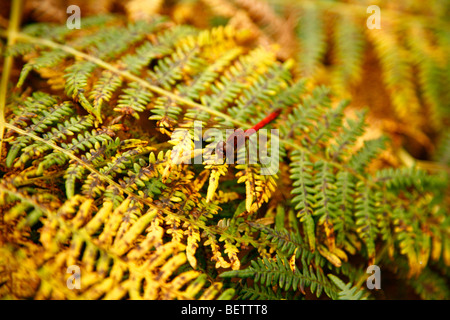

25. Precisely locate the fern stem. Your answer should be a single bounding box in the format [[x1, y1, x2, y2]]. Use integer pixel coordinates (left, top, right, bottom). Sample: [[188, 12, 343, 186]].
[[0, 0, 22, 160]]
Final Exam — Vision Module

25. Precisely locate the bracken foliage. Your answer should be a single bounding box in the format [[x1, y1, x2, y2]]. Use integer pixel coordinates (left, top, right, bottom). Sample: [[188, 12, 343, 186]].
[[0, 1, 449, 300]]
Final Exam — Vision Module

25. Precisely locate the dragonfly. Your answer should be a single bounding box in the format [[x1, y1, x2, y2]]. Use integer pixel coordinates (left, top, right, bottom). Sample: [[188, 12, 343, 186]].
[[214, 108, 282, 159], [166, 107, 283, 163]]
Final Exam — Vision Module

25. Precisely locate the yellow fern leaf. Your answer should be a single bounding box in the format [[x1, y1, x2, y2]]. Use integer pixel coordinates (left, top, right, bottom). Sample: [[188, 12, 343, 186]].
[[157, 252, 187, 283], [224, 240, 240, 270], [185, 223, 201, 269], [112, 208, 158, 256], [162, 270, 201, 299], [289, 248, 297, 272], [198, 282, 223, 300], [205, 234, 231, 269], [236, 165, 277, 214], [84, 201, 114, 235], [431, 233, 442, 262], [98, 197, 132, 246], [317, 245, 342, 268], [206, 163, 228, 202], [126, 220, 164, 260]]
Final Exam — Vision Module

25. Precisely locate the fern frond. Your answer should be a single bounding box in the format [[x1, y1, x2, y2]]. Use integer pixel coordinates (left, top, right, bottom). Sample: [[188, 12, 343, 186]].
[[327, 109, 367, 162], [290, 150, 316, 251], [406, 21, 448, 130], [235, 163, 277, 214], [354, 181, 378, 264], [220, 255, 338, 299], [295, 3, 326, 77], [313, 160, 338, 251], [149, 41, 203, 90], [334, 171, 356, 248], [17, 49, 70, 88], [90, 70, 123, 116], [204, 232, 232, 269], [64, 61, 100, 120], [17, 115, 95, 168], [5, 91, 59, 135], [201, 47, 276, 116], [228, 63, 291, 122], [247, 222, 329, 267], [330, 11, 365, 95], [115, 82, 154, 119], [327, 274, 367, 300], [205, 163, 228, 203], [64, 136, 122, 198], [366, 23, 421, 126], [347, 137, 388, 175], [6, 100, 75, 167]]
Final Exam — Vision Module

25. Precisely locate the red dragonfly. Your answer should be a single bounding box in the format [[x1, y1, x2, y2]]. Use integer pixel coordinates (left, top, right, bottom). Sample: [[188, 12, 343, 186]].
[[214, 108, 282, 158], [133, 107, 283, 164]]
